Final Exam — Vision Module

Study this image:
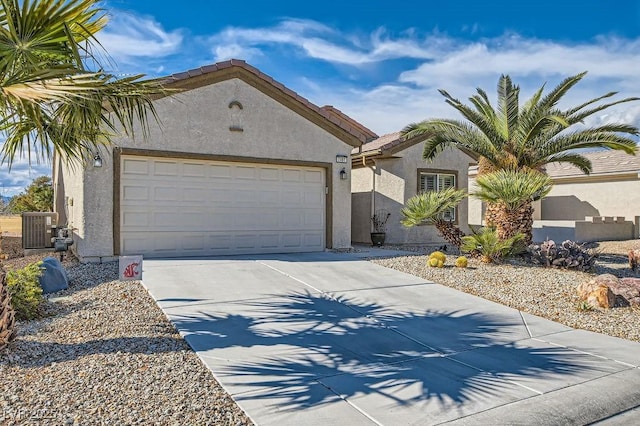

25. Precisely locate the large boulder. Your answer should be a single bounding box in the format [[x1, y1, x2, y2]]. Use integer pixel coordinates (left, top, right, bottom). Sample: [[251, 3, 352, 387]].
[[608, 278, 640, 306], [38, 257, 69, 294], [576, 275, 616, 309]]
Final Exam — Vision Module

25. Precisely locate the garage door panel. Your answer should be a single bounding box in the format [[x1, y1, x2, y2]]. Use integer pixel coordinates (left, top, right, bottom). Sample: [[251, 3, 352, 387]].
[[122, 158, 149, 174], [304, 170, 323, 183], [153, 161, 179, 176], [183, 162, 206, 177], [121, 156, 325, 257], [122, 185, 149, 201]]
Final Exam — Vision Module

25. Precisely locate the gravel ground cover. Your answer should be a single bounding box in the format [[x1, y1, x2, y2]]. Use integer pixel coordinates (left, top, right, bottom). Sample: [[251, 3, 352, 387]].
[[0, 238, 252, 425], [371, 239, 640, 342], [1, 236, 639, 424]]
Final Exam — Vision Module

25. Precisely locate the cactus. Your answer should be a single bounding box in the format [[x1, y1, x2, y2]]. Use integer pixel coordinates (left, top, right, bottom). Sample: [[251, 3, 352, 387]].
[[429, 251, 446, 263], [455, 256, 468, 268]]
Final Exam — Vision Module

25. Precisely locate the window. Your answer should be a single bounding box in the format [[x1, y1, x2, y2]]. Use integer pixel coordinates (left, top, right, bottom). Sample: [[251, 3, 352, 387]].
[[418, 170, 457, 222]]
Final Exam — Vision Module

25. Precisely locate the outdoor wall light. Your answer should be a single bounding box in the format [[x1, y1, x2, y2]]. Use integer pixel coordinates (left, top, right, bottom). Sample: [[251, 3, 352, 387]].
[[340, 168, 347, 180], [93, 154, 103, 168]]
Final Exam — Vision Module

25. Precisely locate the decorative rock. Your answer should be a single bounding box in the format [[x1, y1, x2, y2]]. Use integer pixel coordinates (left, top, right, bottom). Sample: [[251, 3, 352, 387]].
[[608, 278, 640, 306], [576, 275, 616, 309], [38, 257, 69, 294], [629, 249, 640, 271]]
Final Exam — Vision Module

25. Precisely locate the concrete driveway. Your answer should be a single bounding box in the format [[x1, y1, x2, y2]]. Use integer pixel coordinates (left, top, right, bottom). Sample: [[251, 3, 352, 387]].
[[142, 250, 640, 425]]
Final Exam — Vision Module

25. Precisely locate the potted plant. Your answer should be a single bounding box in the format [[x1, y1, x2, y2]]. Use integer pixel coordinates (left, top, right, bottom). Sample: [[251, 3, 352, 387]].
[[371, 209, 391, 246]]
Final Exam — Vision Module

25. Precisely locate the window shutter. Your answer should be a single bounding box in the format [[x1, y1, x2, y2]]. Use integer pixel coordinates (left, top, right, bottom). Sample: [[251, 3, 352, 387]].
[[440, 174, 455, 190], [420, 174, 436, 192]]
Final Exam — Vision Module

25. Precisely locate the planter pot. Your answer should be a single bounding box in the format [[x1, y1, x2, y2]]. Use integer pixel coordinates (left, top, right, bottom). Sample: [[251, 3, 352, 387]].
[[370, 232, 386, 247]]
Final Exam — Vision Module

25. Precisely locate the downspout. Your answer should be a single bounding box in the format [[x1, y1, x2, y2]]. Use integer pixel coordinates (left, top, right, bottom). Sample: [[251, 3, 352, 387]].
[[368, 158, 377, 233]]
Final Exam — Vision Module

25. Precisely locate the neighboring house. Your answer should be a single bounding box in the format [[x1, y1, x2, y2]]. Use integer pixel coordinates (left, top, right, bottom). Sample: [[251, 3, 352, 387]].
[[53, 59, 369, 261], [542, 149, 640, 222], [469, 149, 640, 242], [351, 132, 475, 245]]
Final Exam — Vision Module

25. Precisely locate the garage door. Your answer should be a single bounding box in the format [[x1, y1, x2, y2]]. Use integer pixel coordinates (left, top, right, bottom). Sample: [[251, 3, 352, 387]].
[[120, 156, 326, 257]]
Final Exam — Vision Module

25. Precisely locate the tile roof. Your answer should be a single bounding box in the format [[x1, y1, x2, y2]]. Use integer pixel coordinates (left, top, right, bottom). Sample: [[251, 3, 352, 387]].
[[546, 149, 640, 178], [321, 106, 378, 142], [351, 132, 404, 155], [161, 59, 370, 145]]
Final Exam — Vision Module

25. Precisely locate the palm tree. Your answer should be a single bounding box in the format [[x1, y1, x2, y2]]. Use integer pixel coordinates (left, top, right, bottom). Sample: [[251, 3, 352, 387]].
[[402, 73, 639, 240], [401, 187, 467, 248], [0, 0, 166, 350], [0, 0, 166, 166], [471, 169, 553, 244]]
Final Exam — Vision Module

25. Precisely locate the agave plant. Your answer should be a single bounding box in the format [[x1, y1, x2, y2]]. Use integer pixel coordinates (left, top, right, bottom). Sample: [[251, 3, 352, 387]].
[[472, 169, 553, 244], [401, 187, 467, 248]]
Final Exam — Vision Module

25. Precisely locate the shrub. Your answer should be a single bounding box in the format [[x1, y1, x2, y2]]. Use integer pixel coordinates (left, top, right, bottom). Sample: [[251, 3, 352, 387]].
[[527, 240, 597, 272], [455, 256, 468, 268], [6, 261, 44, 320], [461, 227, 524, 263]]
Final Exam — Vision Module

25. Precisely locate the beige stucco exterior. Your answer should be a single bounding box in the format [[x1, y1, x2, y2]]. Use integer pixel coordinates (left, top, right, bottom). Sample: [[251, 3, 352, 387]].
[[351, 144, 473, 245], [467, 171, 640, 242], [55, 74, 357, 261], [541, 175, 640, 221]]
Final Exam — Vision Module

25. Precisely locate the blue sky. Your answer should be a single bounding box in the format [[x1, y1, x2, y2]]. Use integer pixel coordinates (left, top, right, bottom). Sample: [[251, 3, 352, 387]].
[[2, 0, 640, 196]]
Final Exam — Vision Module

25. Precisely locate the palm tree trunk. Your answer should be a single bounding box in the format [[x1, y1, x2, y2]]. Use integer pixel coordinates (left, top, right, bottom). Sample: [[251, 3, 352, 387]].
[[434, 219, 465, 249], [494, 202, 534, 245]]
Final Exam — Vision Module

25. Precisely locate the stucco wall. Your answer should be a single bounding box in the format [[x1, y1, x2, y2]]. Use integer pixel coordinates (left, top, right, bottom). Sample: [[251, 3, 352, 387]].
[[352, 144, 473, 245], [542, 178, 640, 221], [59, 78, 354, 260]]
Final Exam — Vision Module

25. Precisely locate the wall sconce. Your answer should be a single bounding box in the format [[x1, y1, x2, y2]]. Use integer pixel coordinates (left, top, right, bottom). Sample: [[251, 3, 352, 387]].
[[93, 154, 103, 168], [340, 168, 347, 180]]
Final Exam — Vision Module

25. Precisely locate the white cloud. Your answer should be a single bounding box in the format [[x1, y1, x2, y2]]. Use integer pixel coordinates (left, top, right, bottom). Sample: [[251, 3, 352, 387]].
[[97, 12, 183, 65], [205, 19, 640, 134], [214, 44, 264, 62], [0, 155, 51, 197], [209, 19, 442, 65]]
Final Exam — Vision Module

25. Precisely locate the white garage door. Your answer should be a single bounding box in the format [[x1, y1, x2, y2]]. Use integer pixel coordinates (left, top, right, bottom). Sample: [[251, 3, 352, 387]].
[[120, 156, 326, 257]]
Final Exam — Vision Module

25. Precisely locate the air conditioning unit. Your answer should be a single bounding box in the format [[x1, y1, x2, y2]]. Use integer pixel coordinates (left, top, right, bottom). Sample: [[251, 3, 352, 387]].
[[22, 212, 58, 249]]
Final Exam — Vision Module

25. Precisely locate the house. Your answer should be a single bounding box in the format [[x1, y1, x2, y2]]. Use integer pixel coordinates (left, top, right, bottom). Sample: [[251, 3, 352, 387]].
[[469, 149, 640, 242], [539, 149, 640, 241], [542, 149, 640, 221], [52, 60, 370, 261], [351, 132, 475, 245]]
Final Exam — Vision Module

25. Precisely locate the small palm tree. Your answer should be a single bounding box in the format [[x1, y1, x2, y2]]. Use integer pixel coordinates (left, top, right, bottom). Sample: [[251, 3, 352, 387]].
[[461, 227, 524, 264], [401, 187, 467, 248], [402, 73, 639, 242], [472, 170, 553, 244]]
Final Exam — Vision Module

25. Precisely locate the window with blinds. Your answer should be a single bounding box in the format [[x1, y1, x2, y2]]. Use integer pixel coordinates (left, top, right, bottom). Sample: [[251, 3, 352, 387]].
[[419, 172, 457, 221]]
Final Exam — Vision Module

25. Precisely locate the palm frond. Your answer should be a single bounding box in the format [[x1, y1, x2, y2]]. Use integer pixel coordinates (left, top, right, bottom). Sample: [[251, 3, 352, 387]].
[[0, 0, 167, 167], [539, 153, 593, 174], [401, 187, 467, 227], [472, 169, 553, 210]]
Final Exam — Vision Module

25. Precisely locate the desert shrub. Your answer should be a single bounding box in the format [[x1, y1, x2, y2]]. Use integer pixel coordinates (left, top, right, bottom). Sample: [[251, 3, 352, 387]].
[[6, 261, 44, 320], [461, 227, 524, 263], [455, 256, 468, 268], [527, 240, 597, 272]]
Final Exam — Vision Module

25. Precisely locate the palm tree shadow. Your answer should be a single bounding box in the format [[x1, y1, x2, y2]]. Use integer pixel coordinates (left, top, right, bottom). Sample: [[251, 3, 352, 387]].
[[170, 291, 595, 412]]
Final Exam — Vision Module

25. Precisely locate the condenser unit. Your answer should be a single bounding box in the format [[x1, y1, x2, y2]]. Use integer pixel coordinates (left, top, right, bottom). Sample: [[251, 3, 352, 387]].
[[22, 212, 58, 249]]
